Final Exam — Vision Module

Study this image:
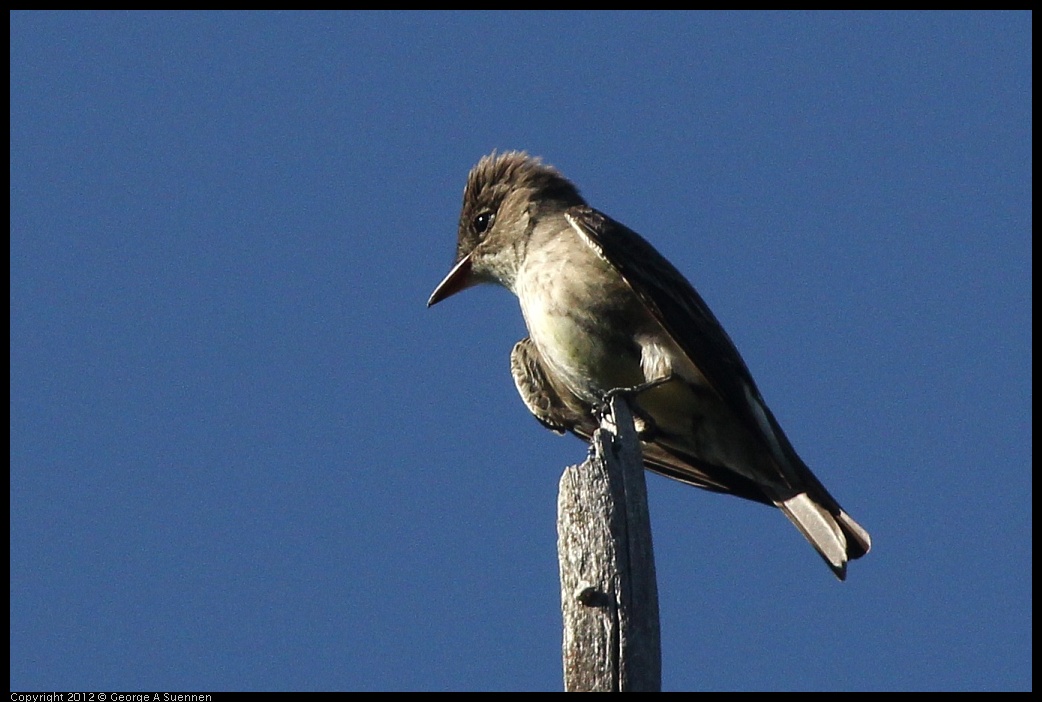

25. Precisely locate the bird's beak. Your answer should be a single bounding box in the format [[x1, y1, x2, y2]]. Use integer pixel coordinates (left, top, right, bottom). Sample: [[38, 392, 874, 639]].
[[427, 252, 475, 307]]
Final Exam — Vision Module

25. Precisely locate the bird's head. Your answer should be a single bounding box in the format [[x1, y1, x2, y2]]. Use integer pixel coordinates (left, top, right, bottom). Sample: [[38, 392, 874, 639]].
[[428, 151, 585, 306]]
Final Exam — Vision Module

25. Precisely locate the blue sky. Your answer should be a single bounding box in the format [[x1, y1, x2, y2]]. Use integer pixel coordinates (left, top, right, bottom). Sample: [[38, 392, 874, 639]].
[[10, 11, 1031, 692]]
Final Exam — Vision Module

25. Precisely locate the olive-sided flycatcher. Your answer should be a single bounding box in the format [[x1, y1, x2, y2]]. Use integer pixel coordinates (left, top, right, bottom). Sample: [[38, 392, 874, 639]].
[[428, 151, 870, 580]]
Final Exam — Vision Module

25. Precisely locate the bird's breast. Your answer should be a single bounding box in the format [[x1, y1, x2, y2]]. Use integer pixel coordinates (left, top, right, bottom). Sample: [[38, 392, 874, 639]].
[[515, 236, 648, 402]]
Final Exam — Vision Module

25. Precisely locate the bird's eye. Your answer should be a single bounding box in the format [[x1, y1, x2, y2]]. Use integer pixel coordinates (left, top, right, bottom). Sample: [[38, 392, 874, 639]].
[[474, 212, 493, 235]]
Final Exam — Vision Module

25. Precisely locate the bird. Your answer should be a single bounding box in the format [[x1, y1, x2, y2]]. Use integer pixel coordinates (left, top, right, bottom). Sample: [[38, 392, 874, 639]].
[[428, 151, 870, 579]]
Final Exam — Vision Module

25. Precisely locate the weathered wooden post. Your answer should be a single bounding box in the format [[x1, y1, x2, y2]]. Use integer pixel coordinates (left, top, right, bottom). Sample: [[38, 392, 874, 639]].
[[557, 396, 662, 692]]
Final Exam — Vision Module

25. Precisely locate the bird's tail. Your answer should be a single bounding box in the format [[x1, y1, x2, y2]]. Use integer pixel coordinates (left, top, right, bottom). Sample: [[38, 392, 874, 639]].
[[777, 492, 871, 580]]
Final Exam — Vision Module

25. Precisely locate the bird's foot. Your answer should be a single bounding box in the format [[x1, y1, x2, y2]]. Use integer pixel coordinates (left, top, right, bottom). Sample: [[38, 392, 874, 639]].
[[596, 374, 676, 440]]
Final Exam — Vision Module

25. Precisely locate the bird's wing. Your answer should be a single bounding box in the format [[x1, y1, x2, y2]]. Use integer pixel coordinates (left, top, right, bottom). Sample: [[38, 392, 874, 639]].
[[564, 207, 803, 476], [510, 337, 589, 435], [565, 207, 871, 570]]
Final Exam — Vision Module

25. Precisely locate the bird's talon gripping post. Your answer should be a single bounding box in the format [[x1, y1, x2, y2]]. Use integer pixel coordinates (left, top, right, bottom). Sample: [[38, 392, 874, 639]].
[[597, 374, 677, 423]]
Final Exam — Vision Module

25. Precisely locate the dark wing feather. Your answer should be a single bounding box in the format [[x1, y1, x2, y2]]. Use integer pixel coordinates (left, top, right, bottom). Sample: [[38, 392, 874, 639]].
[[564, 207, 806, 473], [564, 208, 871, 569]]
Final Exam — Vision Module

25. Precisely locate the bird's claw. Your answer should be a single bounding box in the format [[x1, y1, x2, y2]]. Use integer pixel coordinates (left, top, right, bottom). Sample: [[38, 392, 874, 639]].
[[595, 374, 676, 439]]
